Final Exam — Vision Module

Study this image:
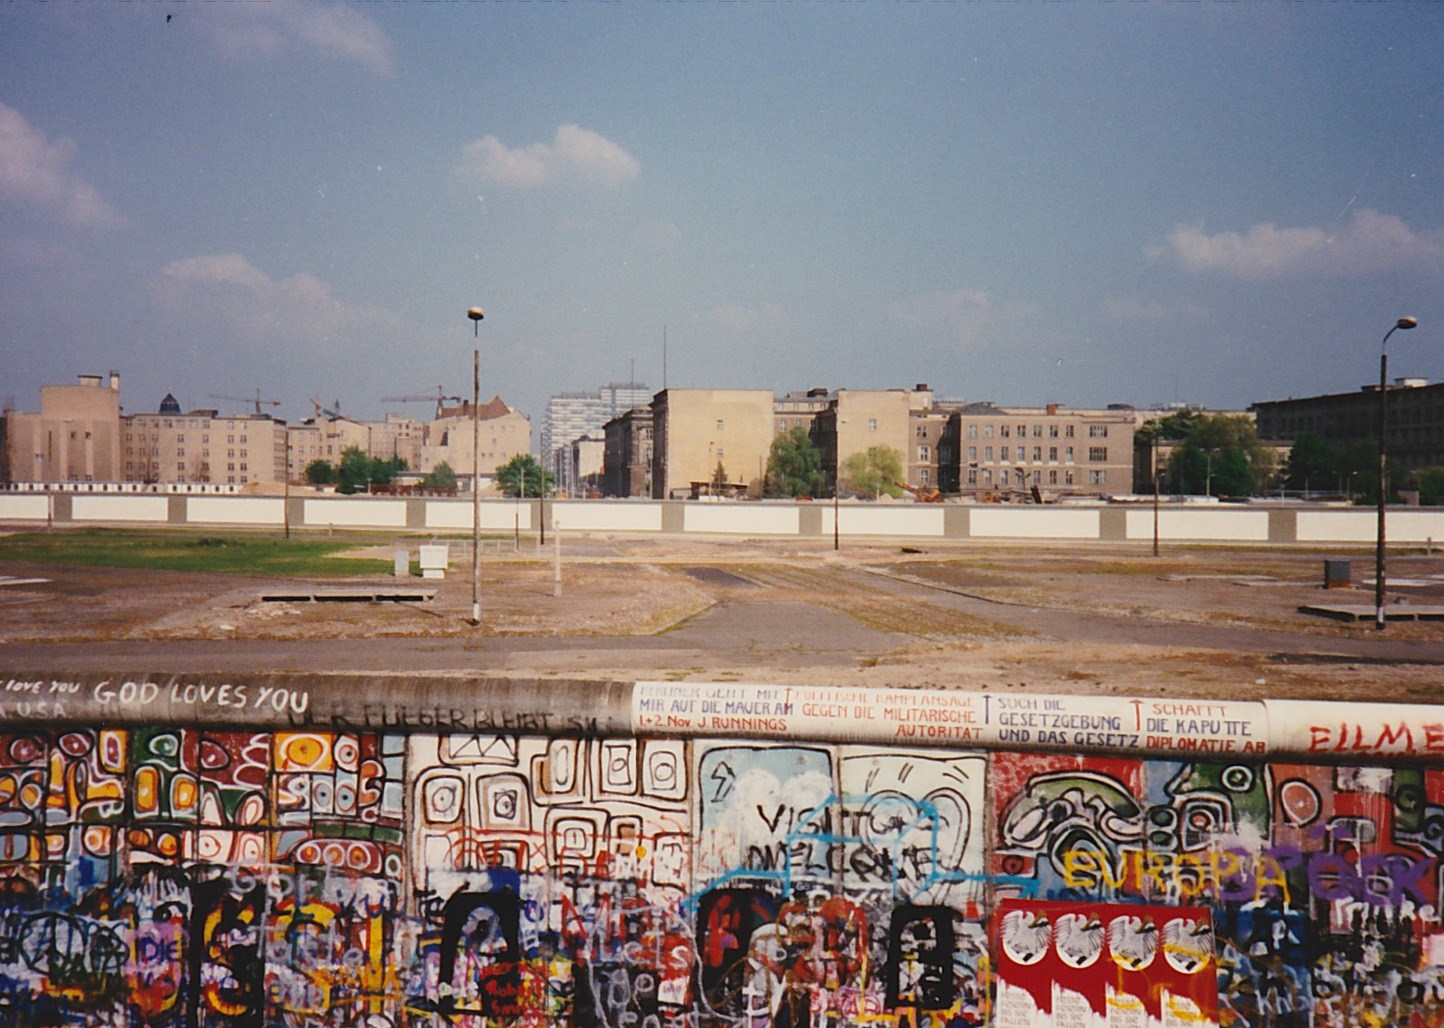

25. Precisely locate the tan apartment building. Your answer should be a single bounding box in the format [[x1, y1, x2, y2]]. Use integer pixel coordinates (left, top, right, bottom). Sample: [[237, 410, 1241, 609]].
[[942, 402, 1139, 498], [774, 387, 834, 437], [813, 387, 933, 493], [287, 416, 372, 480], [650, 389, 773, 498], [423, 396, 530, 490], [124, 397, 286, 488], [602, 407, 653, 498], [2, 373, 123, 483]]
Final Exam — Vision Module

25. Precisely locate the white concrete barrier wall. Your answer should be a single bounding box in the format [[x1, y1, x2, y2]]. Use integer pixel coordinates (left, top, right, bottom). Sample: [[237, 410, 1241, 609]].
[[1295, 510, 1374, 543], [425, 499, 530, 531], [1126, 508, 1270, 541], [186, 496, 283, 525], [304, 498, 407, 528], [71, 495, 170, 522], [684, 503, 800, 535], [0, 495, 50, 520], [970, 507, 1100, 539], [549, 502, 664, 532], [827, 505, 946, 537]]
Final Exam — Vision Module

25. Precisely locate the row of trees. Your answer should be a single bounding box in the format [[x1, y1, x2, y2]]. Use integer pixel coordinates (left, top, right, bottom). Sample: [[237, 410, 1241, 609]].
[[303, 448, 457, 494], [1283, 433, 1444, 505]]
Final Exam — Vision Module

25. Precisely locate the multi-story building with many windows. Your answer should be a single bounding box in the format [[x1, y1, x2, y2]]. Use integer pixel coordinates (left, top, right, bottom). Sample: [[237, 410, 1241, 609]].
[[1252, 379, 1444, 474], [602, 407, 653, 498], [541, 383, 651, 496], [123, 395, 286, 488], [941, 403, 1140, 498]]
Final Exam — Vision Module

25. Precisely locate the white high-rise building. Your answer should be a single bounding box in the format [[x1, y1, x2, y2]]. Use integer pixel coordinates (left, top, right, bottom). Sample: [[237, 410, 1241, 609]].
[[541, 383, 651, 495]]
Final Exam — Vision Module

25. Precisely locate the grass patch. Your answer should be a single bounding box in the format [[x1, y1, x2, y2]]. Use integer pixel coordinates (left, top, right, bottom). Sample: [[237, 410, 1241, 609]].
[[0, 529, 393, 577]]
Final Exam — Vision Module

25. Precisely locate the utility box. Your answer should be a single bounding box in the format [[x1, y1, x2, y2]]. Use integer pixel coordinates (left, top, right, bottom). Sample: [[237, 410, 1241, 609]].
[[1323, 559, 1352, 589], [394, 549, 410, 578], [419, 544, 448, 580]]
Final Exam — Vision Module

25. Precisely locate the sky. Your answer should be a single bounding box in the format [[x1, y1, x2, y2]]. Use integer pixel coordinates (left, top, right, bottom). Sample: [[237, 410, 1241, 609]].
[[2, 3, 1441, 440]]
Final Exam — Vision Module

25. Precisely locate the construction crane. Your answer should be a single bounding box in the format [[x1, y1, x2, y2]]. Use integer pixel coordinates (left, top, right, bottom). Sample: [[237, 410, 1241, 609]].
[[309, 397, 346, 420], [379, 386, 461, 418], [209, 390, 280, 415]]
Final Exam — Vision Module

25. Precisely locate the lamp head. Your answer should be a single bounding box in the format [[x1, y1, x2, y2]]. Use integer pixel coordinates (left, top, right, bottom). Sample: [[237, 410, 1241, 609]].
[[1397, 317, 1418, 331], [467, 307, 485, 323]]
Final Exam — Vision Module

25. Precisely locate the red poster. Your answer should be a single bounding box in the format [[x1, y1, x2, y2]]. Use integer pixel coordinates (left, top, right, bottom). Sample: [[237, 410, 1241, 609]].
[[994, 900, 1218, 1028]]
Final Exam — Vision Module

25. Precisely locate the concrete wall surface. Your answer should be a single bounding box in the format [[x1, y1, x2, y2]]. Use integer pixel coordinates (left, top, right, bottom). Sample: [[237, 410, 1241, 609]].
[[0, 673, 1438, 1026], [186, 496, 283, 525], [11, 493, 1444, 549]]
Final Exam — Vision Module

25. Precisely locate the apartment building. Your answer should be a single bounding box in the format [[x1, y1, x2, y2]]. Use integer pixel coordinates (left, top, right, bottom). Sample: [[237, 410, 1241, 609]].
[[602, 407, 653, 498], [812, 386, 937, 493], [774, 388, 833, 437], [123, 395, 286, 488], [2, 373, 123, 483], [650, 389, 773, 499], [424, 396, 531, 489], [942, 403, 1140, 497], [541, 383, 651, 495]]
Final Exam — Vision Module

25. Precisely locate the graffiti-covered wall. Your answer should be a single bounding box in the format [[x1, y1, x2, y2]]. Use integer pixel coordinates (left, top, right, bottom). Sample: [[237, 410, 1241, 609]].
[[0, 716, 1441, 1027]]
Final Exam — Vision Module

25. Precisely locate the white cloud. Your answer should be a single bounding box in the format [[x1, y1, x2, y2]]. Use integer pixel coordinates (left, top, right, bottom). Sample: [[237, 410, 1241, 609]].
[[157, 253, 401, 349], [0, 102, 124, 230], [195, 1, 394, 76], [888, 289, 1000, 347], [1149, 209, 1444, 279], [456, 125, 640, 191]]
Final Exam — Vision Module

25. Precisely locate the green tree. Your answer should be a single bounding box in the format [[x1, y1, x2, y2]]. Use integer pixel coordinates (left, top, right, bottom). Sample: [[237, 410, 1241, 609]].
[[336, 447, 373, 494], [1284, 434, 1379, 501], [1154, 414, 1273, 497], [839, 445, 904, 499], [495, 454, 552, 497], [305, 459, 337, 486], [422, 461, 458, 492], [765, 426, 824, 498], [711, 461, 728, 489], [1417, 467, 1444, 506]]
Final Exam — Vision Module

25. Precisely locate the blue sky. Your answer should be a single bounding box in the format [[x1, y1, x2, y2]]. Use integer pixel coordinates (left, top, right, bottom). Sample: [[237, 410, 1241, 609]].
[[2, 3, 1440, 436]]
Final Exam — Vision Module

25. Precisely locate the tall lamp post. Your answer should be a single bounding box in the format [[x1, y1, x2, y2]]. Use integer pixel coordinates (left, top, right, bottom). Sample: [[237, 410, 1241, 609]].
[[467, 306, 485, 627], [1375, 316, 1419, 631]]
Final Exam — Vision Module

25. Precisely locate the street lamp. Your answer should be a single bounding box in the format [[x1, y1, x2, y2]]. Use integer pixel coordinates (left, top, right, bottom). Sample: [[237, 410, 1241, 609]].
[[1375, 316, 1419, 631], [467, 306, 485, 627]]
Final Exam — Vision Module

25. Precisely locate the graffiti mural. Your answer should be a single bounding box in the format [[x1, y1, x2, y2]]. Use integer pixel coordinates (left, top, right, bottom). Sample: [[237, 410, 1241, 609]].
[[0, 721, 1438, 1026]]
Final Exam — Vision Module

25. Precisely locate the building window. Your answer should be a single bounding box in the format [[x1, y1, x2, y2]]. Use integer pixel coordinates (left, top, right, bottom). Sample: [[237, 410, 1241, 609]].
[[1066, 470, 1075, 485], [1033, 446, 1042, 461], [1050, 425, 1059, 438], [1000, 446, 1010, 461], [716, 420, 724, 431], [1017, 425, 1026, 437], [1032, 470, 1041, 484], [920, 468, 930, 484], [982, 469, 993, 484], [984, 446, 994, 461], [1049, 446, 1058, 462], [1065, 447, 1075, 462], [1089, 425, 1108, 438], [1066, 426, 1075, 438], [968, 446, 977, 461], [1089, 470, 1106, 485], [867, 419, 877, 431], [967, 424, 978, 438], [918, 445, 930, 462], [967, 469, 978, 485], [1089, 447, 1108, 462], [1000, 425, 1010, 438], [1049, 470, 1058, 484], [983, 425, 994, 438], [1033, 425, 1043, 438]]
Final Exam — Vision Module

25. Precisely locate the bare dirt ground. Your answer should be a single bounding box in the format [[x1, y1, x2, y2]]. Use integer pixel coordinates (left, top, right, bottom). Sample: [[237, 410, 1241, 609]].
[[3, 531, 1443, 701]]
